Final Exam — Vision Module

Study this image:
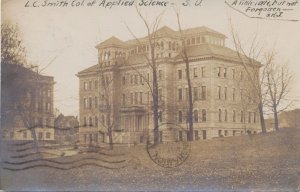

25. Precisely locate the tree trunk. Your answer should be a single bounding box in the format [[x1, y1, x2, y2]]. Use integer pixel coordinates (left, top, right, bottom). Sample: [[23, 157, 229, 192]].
[[185, 61, 193, 141], [107, 113, 113, 149], [273, 107, 279, 131], [258, 102, 267, 133], [152, 67, 160, 145]]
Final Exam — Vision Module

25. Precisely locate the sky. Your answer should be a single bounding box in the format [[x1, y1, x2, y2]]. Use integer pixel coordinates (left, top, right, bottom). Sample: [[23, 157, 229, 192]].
[[2, 0, 300, 116]]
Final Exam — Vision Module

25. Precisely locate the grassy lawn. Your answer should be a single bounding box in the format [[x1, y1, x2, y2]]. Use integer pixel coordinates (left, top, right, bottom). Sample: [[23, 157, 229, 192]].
[[1, 128, 300, 191]]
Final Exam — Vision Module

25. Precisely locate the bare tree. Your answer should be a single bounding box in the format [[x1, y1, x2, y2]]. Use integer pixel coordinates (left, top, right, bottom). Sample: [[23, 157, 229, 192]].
[[265, 53, 293, 131], [126, 7, 165, 145], [96, 62, 120, 149], [1, 23, 27, 66], [174, 9, 194, 141], [229, 20, 268, 133]]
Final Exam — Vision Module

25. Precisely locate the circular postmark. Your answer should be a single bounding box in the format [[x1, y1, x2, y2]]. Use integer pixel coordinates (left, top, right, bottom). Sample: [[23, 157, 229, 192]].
[[146, 123, 191, 168]]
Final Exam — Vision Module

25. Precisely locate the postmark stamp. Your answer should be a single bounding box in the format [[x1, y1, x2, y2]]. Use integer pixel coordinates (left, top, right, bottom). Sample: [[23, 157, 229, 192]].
[[146, 123, 191, 168]]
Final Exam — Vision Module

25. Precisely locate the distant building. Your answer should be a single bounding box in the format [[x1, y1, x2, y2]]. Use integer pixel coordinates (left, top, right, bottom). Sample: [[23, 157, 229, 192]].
[[1, 63, 55, 141], [77, 26, 261, 146], [266, 109, 300, 131], [54, 114, 79, 145]]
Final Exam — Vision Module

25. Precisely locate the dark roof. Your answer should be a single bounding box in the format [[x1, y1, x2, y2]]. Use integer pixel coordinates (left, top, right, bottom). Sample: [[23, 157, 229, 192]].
[[175, 44, 254, 63], [1, 63, 54, 82], [98, 25, 225, 48], [182, 26, 226, 37], [96, 36, 125, 48], [77, 64, 99, 75], [78, 44, 259, 76]]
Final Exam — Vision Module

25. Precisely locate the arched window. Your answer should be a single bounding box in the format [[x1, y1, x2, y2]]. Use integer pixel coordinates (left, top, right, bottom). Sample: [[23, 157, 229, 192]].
[[194, 110, 199, 123], [178, 111, 183, 123], [218, 109, 222, 122]]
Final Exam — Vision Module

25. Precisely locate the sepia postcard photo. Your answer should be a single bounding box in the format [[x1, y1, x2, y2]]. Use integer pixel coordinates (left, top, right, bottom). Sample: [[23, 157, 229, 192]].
[[1, 0, 300, 191]]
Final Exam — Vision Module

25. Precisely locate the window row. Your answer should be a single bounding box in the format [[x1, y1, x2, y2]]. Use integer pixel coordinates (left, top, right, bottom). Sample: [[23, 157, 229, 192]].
[[177, 67, 206, 79], [184, 36, 224, 46], [217, 67, 246, 80], [98, 50, 126, 61], [178, 109, 207, 123], [83, 80, 99, 91], [178, 86, 206, 101], [218, 109, 257, 123]]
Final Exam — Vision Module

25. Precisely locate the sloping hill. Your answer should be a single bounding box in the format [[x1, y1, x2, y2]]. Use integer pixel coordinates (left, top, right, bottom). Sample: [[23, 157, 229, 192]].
[[2, 128, 300, 191]]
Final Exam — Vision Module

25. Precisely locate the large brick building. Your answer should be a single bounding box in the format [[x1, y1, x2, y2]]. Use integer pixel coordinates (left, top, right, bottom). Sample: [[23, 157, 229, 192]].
[[77, 26, 260, 146], [1, 63, 55, 141]]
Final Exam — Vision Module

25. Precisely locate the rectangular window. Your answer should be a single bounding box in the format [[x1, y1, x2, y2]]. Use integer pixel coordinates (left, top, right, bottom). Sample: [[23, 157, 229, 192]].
[[217, 67, 221, 77], [232, 88, 236, 101], [122, 94, 126, 106], [179, 131, 183, 141], [233, 110, 236, 122], [201, 86, 206, 100], [224, 87, 227, 100], [94, 97, 98, 108], [178, 111, 183, 123], [134, 92, 138, 104], [197, 37, 200, 44], [218, 86, 221, 99], [46, 132, 51, 139], [178, 88, 183, 101], [193, 68, 198, 77], [241, 111, 244, 123], [95, 80, 98, 89], [194, 130, 199, 140], [232, 69, 235, 79], [185, 88, 188, 101], [140, 92, 143, 104], [192, 37, 195, 44], [201, 67, 206, 77], [140, 76, 144, 85], [248, 112, 251, 123], [224, 68, 227, 78], [89, 81, 92, 90], [131, 75, 134, 85], [23, 131, 27, 139], [193, 87, 198, 100], [89, 97, 92, 109], [46, 103, 51, 112], [254, 112, 256, 123], [158, 89, 162, 101], [158, 70, 163, 80], [84, 82, 88, 90], [130, 93, 133, 104], [122, 76, 126, 85], [178, 70, 182, 79], [38, 132, 43, 140], [134, 75, 138, 85], [218, 130, 222, 137]]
